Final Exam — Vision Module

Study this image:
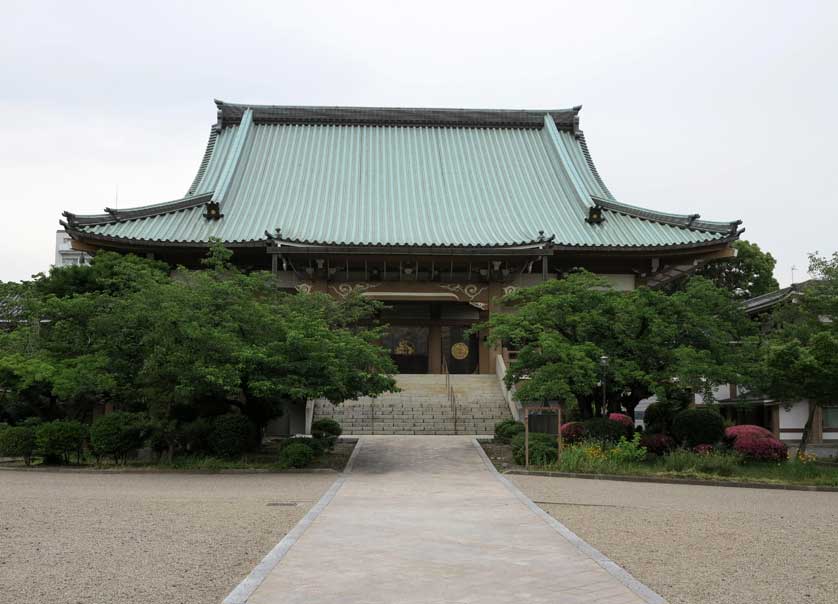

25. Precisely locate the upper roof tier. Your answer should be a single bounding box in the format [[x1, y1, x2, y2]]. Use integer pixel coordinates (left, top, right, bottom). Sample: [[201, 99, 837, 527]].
[[63, 101, 742, 250]]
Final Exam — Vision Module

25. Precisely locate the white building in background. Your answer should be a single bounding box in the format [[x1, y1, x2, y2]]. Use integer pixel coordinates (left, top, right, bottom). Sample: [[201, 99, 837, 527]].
[[54, 230, 90, 267]]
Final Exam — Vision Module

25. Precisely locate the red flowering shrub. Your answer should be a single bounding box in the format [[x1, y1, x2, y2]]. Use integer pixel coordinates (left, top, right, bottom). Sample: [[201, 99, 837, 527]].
[[733, 436, 788, 462], [560, 422, 586, 444], [724, 425, 773, 445], [608, 413, 634, 428], [693, 444, 714, 455], [639, 433, 675, 456]]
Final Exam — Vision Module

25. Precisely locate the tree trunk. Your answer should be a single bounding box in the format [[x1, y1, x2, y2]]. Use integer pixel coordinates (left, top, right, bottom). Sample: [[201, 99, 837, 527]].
[[798, 402, 818, 456]]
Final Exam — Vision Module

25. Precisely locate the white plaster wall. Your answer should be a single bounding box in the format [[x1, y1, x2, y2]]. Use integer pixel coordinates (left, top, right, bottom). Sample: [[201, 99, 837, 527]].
[[694, 384, 729, 404], [780, 400, 810, 431], [598, 274, 636, 291]]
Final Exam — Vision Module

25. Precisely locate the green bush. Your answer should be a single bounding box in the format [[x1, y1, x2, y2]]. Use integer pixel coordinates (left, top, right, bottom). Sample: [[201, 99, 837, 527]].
[[179, 418, 214, 454], [643, 402, 676, 434], [0, 425, 36, 465], [494, 419, 525, 443], [672, 408, 725, 447], [209, 414, 256, 458], [658, 449, 741, 476], [510, 432, 558, 465], [35, 420, 88, 464], [20, 417, 43, 428], [89, 412, 148, 464], [311, 418, 342, 450], [280, 436, 325, 457], [608, 433, 648, 464], [581, 417, 632, 444], [278, 442, 315, 468], [311, 418, 342, 439]]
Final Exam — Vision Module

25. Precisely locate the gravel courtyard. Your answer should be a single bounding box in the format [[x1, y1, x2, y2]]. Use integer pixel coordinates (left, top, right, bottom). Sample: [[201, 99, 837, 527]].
[[0, 470, 336, 604], [513, 475, 838, 604]]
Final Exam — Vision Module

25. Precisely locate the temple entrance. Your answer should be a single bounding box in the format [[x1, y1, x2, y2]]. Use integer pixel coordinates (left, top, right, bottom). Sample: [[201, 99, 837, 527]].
[[441, 326, 479, 374], [382, 326, 430, 373], [379, 301, 482, 374]]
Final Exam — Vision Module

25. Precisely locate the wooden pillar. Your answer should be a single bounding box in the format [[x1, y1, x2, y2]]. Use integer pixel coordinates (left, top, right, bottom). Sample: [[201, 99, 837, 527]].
[[428, 325, 441, 374], [812, 405, 824, 443], [770, 404, 780, 438]]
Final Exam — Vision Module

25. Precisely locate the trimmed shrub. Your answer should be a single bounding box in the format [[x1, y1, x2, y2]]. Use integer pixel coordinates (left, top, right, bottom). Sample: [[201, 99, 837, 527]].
[[510, 432, 558, 465], [0, 425, 36, 465], [35, 420, 88, 464], [89, 412, 148, 464], [311, 418, 342, 439], [671, 408, 725, 447], [494, 419, 525, 444], [724, 424, 773, 445], [643, 402, 676, 434], [179, 418, 215, 454], [733, 436, 788, 462], [560, 421, 586, 445], [582, 417, 632, 444], [639, 433, 675, 456], [278, 442, 315, 468], [280, 436, 325, 457], [607, 413, 634, 428], [311, 418, 342, 450], [209, 414, 256, 458]]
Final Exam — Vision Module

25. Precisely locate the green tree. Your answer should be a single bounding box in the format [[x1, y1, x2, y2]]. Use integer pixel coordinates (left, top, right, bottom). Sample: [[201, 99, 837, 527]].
[[0, 242, 397, 459], [481, 271, 752, 419], [754, 252, 838, 454], [692, 240, 779, 299]]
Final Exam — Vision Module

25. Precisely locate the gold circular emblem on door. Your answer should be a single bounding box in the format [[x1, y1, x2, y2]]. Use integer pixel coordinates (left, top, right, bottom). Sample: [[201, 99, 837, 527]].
[[450, 342, 469, 360]]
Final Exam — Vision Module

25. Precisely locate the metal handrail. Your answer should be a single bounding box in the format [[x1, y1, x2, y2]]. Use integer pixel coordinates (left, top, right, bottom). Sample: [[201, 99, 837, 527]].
[[441, 356, 458, 435]]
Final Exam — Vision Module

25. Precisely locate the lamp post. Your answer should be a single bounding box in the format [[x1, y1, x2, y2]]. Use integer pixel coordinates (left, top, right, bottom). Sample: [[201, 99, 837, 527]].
[[599, 355, 609, 415]]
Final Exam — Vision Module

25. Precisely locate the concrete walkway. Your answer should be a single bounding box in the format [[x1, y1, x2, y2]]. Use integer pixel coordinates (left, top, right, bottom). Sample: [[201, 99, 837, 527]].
[[236, 436, 662, 604]]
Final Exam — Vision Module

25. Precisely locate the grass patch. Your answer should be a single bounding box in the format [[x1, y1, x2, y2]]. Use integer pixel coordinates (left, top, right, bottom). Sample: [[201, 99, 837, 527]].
[[485, 439, 838, 487]]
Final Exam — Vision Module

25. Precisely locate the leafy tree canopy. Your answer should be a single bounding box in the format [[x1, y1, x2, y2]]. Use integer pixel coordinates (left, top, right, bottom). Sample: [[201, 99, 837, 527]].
[[0, 241, 396, 439], [751, 251, 838, 452], [691, 239, 779, 299], [481, 271, 753, 418]]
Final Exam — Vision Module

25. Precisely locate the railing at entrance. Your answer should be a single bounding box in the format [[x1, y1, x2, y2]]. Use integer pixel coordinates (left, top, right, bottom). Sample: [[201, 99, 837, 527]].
[[442, 356, 458, 435]]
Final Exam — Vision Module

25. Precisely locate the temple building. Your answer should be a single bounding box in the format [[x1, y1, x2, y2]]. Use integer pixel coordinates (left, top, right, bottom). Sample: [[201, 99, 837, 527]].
[[62, 101, 743, 376]]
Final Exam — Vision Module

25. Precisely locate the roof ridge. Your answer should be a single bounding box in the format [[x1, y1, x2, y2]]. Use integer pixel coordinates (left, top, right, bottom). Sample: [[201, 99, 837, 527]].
[[593, 196, 741, 234], [575, 131, 615, 201], [211, 108, 253, 204], [61, 192, 214, 227], [214, 100, 582, 131], [186, 127, 218, 196]]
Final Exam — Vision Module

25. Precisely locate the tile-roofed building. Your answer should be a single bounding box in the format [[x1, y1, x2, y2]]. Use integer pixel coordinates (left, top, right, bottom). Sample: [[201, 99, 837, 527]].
[[62, 100, 743, 375]]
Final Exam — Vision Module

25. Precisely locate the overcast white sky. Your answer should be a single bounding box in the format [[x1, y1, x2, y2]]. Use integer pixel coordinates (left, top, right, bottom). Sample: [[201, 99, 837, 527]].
[[2, 0, 836, 285]]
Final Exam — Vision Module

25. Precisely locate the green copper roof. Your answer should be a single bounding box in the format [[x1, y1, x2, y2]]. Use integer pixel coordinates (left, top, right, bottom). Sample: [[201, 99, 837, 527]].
[[63, 101, 741, 249]]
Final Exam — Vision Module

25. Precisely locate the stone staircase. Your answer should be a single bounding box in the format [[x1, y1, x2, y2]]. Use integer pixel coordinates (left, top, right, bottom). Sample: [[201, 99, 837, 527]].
[[312, 374, 512, 435]]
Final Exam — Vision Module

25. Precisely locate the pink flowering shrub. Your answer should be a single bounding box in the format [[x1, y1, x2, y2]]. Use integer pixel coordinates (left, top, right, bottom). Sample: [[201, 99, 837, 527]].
[[733, 436, 788, 462], [560, 422, 586, 444], [608, 413, 634, 428], [639, 433, 675, 456], [724, 425, 773, 445], [692, 443, 715, 455]]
